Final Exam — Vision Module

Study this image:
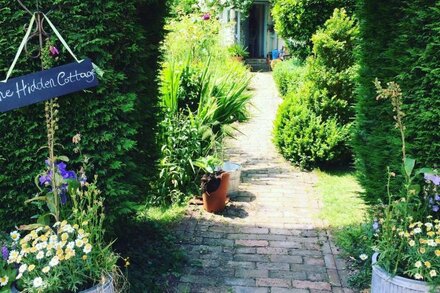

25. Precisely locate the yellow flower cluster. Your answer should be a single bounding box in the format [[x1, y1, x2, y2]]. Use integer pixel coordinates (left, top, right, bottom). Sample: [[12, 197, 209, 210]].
[[7, 221, 93, 283], [400, 217, 440, 281]]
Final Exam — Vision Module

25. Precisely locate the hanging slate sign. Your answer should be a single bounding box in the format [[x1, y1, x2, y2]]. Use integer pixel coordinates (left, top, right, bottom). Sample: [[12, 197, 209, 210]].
[[0, 59, 98, 113]]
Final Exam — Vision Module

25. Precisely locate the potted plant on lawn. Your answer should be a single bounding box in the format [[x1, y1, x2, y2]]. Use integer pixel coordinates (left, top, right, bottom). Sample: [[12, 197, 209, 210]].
[[227, 44, 249, 62], [195, 156, 230, 213], [370, 80, 439, 293]]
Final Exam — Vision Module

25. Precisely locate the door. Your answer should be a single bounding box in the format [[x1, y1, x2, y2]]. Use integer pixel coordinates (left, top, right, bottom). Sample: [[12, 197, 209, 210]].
[[248, 4, 265, 58]]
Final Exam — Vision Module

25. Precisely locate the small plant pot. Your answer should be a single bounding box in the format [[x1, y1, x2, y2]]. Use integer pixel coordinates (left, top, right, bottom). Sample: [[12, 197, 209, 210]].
[[232, 56, 244, 62], [371, 253, 430, 292], [203, 172, 230, 213]]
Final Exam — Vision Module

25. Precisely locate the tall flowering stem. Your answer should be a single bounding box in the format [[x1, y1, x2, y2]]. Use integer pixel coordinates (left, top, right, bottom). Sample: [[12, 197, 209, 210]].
[[374, 79, 406, 163], [42, 41, 61, 222]]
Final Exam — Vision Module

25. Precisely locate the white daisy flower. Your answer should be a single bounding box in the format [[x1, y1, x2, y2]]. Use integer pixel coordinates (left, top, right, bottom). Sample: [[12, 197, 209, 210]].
[[359, 254, 368, 261], [36, 251, 44, 260], [8, 250, 19, 264], [83, 243, 92, 254], [75, 239, 84, 248], [67, 241, 75, 250], [19, 264, 28, 273], [10, 231, 20, 242], [49, 256, 59, 267], [33, 277, 44, 288], [0, 275, 8, 286]]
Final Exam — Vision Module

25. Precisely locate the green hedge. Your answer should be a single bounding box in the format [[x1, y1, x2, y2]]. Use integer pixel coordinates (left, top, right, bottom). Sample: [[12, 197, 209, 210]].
[[272, 58, 306, 97], [272, 0, 355, 60], [353, 0, 440, 204], [0, 1, 167, 230]]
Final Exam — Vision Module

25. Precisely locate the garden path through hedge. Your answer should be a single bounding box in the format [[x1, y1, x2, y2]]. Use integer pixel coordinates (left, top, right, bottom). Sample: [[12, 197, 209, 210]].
[[172, 72, 355, 293]]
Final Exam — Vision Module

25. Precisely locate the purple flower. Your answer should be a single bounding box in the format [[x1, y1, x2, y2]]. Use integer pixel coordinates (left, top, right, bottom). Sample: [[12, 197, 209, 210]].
[[425, 173, 440, 186], [61, 170, 76, 180], [1, 246, 8, 260], [39, 172, 52, 186], [372, 221, 380, 232], [49, 46, 59, 56], [57, 162, 67, 172], [435, 194, 440, 202], [433, 205, 439, 212], [202, 13, 211, 20]]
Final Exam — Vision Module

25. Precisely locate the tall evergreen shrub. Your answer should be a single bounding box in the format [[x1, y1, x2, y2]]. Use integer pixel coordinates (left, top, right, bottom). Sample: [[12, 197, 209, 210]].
[[0, 1, 167, 230], [274, 9, 359, 169], [353, 0, 440, 204], [272, 0, 355, 59]]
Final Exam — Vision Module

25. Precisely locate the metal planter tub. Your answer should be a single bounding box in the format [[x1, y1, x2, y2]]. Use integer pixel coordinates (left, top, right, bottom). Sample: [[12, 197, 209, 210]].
[[79, 275, 114, 293], [222, 161, 241, 196], [371, 253, 430, 293], [12, 275, 114, 293]]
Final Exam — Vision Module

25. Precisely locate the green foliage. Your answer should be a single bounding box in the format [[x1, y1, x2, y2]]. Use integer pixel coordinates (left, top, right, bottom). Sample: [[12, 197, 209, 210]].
[[274, 92, 349, 169], [194, 156, 222, 174], [155, 13, 251, 203], [353, 0, 440, 204], [154, 112, 202, 205], [0, 1, 167, 230], [335, 223, 375, 290], [271, 0, 355, 60], [227, 44, 249, 58], [274, 9, 358, 169], [272, 58, 306, 97]]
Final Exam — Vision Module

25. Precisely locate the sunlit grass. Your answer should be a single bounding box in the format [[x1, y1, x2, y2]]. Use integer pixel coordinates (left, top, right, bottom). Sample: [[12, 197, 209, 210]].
[[137, 203, 187, 224], [315, 169, 366, 228]]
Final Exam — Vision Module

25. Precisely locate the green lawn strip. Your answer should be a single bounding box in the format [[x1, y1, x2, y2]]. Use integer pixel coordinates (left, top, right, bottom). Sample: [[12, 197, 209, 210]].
[[315, 169, 373, 290], [315, 169, 366, 228]]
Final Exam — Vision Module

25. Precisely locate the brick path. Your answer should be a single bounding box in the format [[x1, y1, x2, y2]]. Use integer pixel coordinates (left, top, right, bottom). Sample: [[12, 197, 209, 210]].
[[173, 72, 355, 293]]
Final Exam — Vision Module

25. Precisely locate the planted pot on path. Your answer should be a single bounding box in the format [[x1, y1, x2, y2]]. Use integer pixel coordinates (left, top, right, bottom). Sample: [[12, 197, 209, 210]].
[[202, 172, 230, 213]]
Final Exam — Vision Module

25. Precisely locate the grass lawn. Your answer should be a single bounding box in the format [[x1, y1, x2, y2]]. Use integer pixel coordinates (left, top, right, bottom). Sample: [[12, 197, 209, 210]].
[[315, 169, 366, 228]]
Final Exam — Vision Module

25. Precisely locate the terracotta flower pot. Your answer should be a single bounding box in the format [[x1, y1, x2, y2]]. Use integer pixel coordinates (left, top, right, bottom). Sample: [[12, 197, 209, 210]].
[[232, 56, 244, 62], [203, 172, 230, 213]]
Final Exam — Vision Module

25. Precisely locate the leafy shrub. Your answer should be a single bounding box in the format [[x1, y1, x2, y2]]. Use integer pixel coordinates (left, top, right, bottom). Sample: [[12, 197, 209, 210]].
[[274, 9, 358, 168], [153, 112, 202, 205], [272, 0, 355, 59], [0, 1, 167, 230], [272, 58, 306, 97], [353, 0, 440, 204], [274, 91, 349, 169]]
